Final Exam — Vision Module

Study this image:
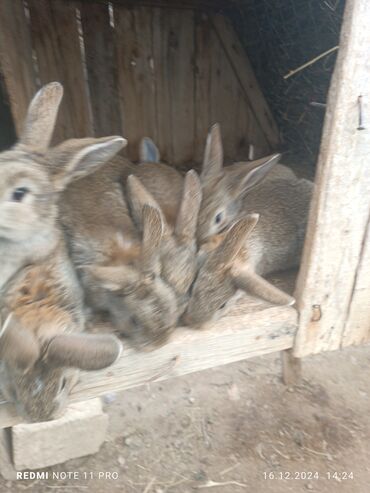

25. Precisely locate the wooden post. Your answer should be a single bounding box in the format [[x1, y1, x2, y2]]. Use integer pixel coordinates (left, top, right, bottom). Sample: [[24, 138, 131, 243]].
[[281, 349, 302, 386], [294, 0, 370, 357]]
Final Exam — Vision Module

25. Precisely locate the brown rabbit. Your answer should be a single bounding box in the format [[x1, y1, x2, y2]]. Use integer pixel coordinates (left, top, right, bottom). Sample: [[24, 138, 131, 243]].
[[129, 137, 184, 227], [0, 82, 125, 421], [59, 138, 185, 348], [183, 215, 296, 327], [87, 205, 178, 350], [126, 170, 202, 315], [184, 125, 314, 327], [197, 123, 294, 241]]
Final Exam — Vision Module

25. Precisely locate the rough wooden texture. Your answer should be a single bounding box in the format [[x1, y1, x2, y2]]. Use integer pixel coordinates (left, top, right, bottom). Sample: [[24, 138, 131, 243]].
[[115, 6, 157, 160], [211, 15, 280, 153], [28, 0, 92, 141], [342, 214, 370, 346], [0, 0, 37, 136], [194, 13, 212, 163], [80, 2, 122, 137], [0, 293, 297, 428], [165, 9, 195, 165], [294, 0, 370, 357]]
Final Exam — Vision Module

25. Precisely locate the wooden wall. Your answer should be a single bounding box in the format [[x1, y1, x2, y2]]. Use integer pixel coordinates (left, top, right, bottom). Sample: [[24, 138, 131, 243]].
[[0, 0, 279, 165]]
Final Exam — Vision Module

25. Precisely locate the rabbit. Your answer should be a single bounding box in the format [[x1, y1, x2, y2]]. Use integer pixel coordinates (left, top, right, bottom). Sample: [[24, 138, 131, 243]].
[[184, 127, 313, 327], [127, 137, 184, 228], [0, 82, 126, 421], [86, 205, 178, 350], [126, 169, 202, 316], [59, 138, 185, 348], [197, 123, 298, 242], [183, 215, 297, 327]]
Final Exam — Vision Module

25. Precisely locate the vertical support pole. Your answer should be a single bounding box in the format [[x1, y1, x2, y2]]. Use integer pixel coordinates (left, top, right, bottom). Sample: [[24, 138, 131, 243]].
[[281, 349, 302, 386]]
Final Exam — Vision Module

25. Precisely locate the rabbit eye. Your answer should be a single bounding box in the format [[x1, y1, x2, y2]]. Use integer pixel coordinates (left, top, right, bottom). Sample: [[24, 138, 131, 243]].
[[11, 187, 30, 202], [215, 212, 223, 224], [219, 301, 227, 310]]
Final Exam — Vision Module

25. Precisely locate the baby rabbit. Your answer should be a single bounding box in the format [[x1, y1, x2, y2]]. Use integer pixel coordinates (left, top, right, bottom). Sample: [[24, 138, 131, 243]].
[[0, 82, 125, 421], [128, 137, 184, 228], [184, 215, 296, 327], [87, 205, 178, 350], [184, 127, 313, 327], [197, 123, 295, 241], [126, 169, 202, 316], [60, 139, 185, 349]]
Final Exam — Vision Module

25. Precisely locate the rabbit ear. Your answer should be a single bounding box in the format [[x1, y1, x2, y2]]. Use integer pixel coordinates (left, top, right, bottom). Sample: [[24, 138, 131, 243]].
[[207, 214, 259, 271], [18, 82, 64, 150], [126, 175, 168, 232], [175, 170, 202, 244], [0, 314, 40, 371], [232, 270, 295, 306], [47, 136, 126, 191], [201, 123, 223, 183], [87, 264, 138, 291], [233, 153, 281, 197], [45, 333, 122, 370], [139, 137, 160, 163], [141, 205, 163, 275]]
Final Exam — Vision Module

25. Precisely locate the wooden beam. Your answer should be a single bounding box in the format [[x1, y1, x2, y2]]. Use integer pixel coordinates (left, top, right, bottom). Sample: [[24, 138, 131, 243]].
[[0, 0, 37, 136], [294, 0, 370, 357], [342, 214, 370, 346], [80, 2, 122, 137], [211, 15, 280, 152], [28, 0, 92, 141], [0, 297, 297, 428]]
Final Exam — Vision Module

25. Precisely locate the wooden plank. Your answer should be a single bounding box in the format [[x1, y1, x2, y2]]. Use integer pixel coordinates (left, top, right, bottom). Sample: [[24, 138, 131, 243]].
[[209, 17, 239, 162], [166, 8, 195, 165], [194, 12, 212, 163], [294, 0, 370, 357], [0, 297, 297, 427], [80, 2, 122, 137], [0, 0, 37, 136], [342, 214, 370, 346], [151, 8, 195, 165], [211, 14, 279, 152], [115, 6, 157, 161], [152, 7, 173, 163], [28, 0, 92, 141]]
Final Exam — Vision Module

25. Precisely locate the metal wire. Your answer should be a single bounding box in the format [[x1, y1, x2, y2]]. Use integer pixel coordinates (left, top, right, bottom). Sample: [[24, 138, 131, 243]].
[[230, 0, 345, 170]]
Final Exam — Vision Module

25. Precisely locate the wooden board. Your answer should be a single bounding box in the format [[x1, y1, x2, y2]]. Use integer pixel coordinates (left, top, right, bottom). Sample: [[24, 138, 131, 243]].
[[151, 8, 195, 165], [166, 9, 195, 165], [211, 15, 280, 152], [0, 0, 37, 136], [0, 288, 298, 427], [194, 12, 212, 163], [342, 214, 370, 346], [28, 0, 92, 141], [115, 6, 157, 160], [80, 2, 122, 137], [294, 0, 370, 357]]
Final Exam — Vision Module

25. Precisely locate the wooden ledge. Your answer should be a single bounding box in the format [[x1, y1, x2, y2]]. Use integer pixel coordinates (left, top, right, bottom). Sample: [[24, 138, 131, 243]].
[[0, 298, 297, 427]]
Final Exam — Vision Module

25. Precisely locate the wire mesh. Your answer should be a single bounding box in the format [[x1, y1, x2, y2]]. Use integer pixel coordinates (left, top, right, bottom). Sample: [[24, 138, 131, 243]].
[[230, 0, 346, 172]]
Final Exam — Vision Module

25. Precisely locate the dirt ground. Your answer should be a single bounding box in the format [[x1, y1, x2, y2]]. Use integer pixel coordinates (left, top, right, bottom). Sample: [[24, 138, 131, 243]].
[[1, 344, 370, 493]]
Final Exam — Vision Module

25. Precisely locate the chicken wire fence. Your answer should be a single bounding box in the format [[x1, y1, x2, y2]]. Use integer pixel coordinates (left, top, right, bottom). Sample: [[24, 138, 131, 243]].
[[230, 0, 346, 174]]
